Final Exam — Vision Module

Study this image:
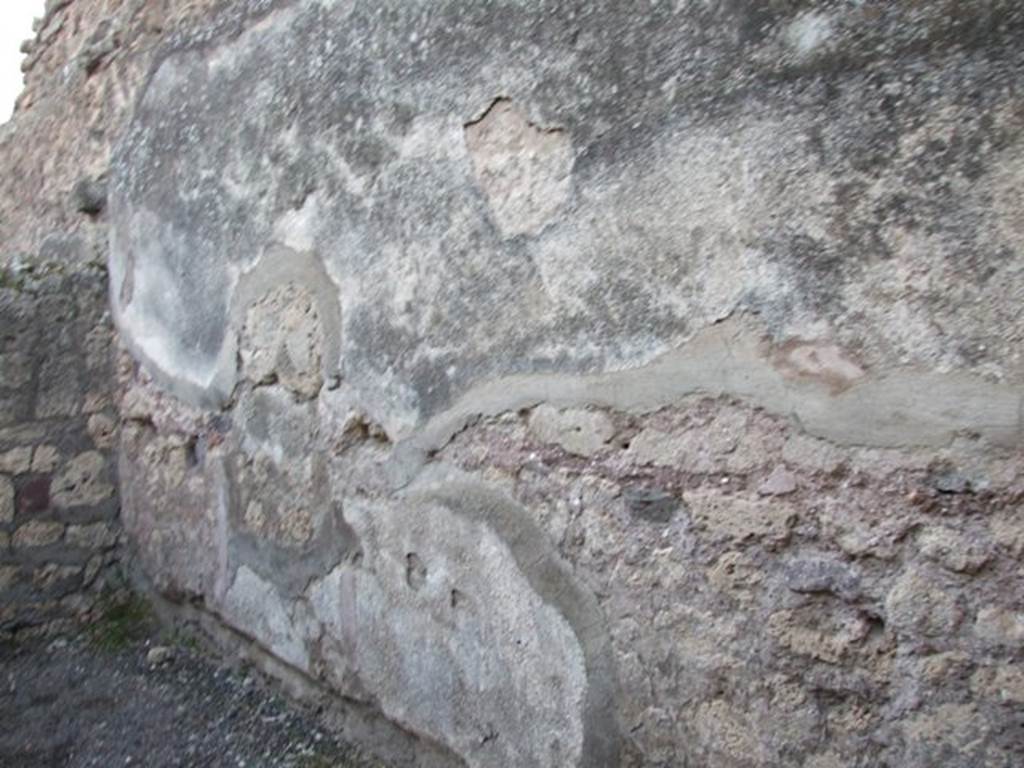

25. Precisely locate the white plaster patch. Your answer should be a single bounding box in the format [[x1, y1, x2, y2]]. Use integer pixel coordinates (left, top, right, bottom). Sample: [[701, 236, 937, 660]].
[[221, 565, 309, 670], [786, 12, 834, 57], [327, 497, 588, 768], [272, 193, 320, 253]]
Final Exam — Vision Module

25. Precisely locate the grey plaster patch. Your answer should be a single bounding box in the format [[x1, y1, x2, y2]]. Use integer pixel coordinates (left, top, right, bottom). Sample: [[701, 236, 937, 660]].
[[387, 318, 1022, 488], [226, 387, 362, 599], [111, 241, 341, 409]]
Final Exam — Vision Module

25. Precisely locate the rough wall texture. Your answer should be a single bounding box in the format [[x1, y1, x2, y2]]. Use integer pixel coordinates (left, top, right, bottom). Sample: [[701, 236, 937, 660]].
[[0, 259, 120, 636], [1, 0, 219, 260], [10, 0, 1024, 766], [0, 1, 220, 635]]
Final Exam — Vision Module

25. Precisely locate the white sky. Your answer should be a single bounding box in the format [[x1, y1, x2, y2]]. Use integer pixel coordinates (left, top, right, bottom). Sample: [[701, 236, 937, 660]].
[[0, 3, 48, 123]]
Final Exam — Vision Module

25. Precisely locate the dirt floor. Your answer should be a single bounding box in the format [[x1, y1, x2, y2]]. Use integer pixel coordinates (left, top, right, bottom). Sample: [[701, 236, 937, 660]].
[[0, 601, 385, 768]]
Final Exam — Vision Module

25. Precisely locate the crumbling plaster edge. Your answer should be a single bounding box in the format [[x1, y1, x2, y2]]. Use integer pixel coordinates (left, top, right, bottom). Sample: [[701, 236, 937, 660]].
[[404, 471, 624, 767], [110, 241, 343, 410], [387, 318, 1023, 488]]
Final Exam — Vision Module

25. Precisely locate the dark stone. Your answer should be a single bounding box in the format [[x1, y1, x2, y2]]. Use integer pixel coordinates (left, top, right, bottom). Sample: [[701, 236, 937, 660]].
[[784, 557, 861, 600], [929, 471, 973, 495], [72, 177, 107, 216], [623, 486, 679, 524], [16, 478, 51, 518]]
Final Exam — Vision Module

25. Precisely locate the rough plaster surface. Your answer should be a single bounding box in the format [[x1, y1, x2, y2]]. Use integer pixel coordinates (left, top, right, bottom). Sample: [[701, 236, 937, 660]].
[[85, 0, 1024, 766]]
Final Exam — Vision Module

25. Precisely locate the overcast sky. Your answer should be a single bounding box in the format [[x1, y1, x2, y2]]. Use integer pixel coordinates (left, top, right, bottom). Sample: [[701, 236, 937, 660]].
[[1, 3, 47, 123]]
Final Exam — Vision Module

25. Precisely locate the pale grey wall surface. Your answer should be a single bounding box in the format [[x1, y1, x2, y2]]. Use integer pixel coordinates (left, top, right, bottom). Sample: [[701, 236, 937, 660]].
[[106, 2, 1024, 767]]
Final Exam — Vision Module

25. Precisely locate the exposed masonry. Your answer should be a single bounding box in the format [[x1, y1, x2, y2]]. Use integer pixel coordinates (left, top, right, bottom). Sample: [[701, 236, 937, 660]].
[[117, 355, 1024, 766], [105, 0, 1024, 764], [387, 317, 1022, 489], [0, 261, 122, 638], [435, 397, 1024, 766], [4, 0, 1024, 767]]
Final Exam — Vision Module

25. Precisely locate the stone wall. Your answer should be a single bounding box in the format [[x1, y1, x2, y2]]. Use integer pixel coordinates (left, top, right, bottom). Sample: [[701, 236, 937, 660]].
[[0, 0, 217, 635], [5, 0, 1024, 767], [0, 254, 120, 636]]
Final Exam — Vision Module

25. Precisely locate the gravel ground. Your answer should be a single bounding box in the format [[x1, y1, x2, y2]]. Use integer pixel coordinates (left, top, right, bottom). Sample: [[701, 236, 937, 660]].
[[0, 601, 385, 768]]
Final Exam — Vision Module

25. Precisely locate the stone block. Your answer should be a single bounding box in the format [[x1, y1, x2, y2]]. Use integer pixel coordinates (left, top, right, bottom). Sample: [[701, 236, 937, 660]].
[[33, 563, 81, 590], [51, 450, 113, 508], [917, 526, 990, 573], [974, 607, 1024, 648], [82, 554, 104, 586], [84, 324, 112, 371], [990, 512, 1024, 557], [86, 413, 117, 449], [16, 477, 50, 516], [783, 557, 861, 600], [694, 700, 765, 765], [687, 491, 794, 544], [66, 522, 118, 550], [0, 351, 32, 388], [12, 520, 64, 548], [757, 466, 798, 496], [239, 283, 324, 400], [970, 664, 1024, 705], [885, 568, 962, 639], [0, 475, 13, 523], [0, 565, 18, 591], [528, 405, 615, 457], [0, 447, 32, 475], [34, 353, 82, 418], [781, 434, 845, 474], [30, 444, 59, 473], [83, 391, 112, 413]]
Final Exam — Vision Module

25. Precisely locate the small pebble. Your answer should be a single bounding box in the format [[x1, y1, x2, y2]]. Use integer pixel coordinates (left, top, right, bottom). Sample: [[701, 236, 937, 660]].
[[146, 646, 175, 666], [758, 466, 798, 496]]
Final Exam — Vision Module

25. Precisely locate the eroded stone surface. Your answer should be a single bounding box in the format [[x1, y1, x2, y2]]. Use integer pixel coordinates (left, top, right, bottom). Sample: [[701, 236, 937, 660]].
[[51, 451, 113, 508], [526, 404, 615, 457], [0, 263, 120, 635], [0, 448, 32, 476], [64, 0, 1024, 766], [13, 521, 64, 548], [0, 476, 13, 524], [464, 99, 573, 238], [238, 283, 324, 401]]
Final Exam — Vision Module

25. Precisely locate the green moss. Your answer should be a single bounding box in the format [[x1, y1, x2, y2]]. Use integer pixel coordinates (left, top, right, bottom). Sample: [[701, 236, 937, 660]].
[[0, 265, 21, 291], [156, 620, 201, 652], [88, 595, 154, 651]]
